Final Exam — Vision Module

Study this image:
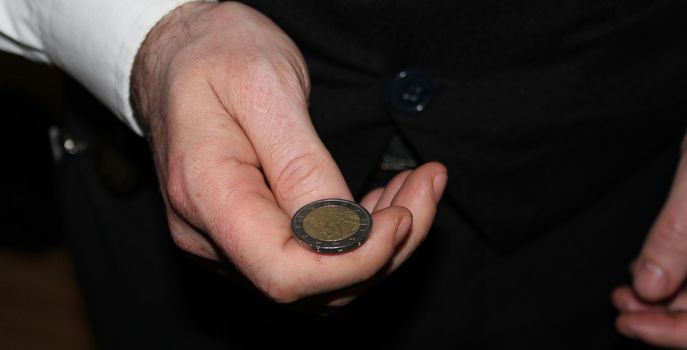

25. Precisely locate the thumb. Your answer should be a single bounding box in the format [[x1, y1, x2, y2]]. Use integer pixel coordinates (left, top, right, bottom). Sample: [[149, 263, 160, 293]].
[[228, 63, 353, 214], [634, 148, 687, 301]]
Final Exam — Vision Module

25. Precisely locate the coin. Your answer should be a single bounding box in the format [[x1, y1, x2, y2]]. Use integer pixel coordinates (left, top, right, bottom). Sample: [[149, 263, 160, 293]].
[[291, 199, 372, 254]]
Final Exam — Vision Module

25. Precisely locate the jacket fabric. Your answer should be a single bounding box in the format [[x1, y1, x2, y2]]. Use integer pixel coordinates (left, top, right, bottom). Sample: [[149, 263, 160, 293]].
[[60, 1, 687, 348]]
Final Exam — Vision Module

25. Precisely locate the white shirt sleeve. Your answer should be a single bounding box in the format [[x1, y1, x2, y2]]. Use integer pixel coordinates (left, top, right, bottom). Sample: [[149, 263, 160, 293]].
[[0, 0, 216, 135]]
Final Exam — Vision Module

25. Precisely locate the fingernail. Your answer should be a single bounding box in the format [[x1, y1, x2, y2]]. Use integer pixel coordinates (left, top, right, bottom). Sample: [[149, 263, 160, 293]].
[[394, 214, 412, 245], [432, 173, 448, 202], [635, 259, 668, 300]]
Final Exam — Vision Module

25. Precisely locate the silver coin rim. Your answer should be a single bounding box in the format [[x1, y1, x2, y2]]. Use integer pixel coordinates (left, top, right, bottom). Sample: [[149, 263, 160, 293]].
[[291, 199, 372, 254]]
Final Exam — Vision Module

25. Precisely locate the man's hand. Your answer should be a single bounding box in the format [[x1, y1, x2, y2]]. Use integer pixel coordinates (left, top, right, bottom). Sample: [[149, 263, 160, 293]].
[[130, 2, 447, 305], [612, 136, 687, 348]]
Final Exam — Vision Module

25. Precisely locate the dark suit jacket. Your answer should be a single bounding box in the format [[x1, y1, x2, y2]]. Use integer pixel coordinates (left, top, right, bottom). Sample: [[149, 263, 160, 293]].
[[62, 1, 687, 348], [238, 1, 687, 348]]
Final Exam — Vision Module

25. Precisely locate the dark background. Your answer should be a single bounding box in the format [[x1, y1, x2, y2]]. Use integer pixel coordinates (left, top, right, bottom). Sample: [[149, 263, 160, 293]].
[[0, 51, 95, 348]]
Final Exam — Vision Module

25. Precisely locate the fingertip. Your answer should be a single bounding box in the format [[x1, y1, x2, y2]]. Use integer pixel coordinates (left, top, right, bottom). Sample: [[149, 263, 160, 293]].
[[633, 258, 670, 302], [359, 206, 398, 246], [611, 286, 630, 309], [319, 206, 411, 284], [370, 206, 413, 246], [616, 314, 665, 348], [412, 162, 448, 203], [636, 190, 687, 303], [393, 206, 413, 245], [612, 286, 663, 312], [616, 314, 638, 339], [615, 312, 660, 341], [424, 161, 448, 174], [616, 311, 687, 348], [360, 187, 384, 212], [432, 173, 448, 203]]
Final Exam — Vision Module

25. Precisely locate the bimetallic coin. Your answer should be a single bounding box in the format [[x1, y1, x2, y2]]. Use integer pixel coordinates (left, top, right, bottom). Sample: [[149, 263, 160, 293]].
[[292, 199, 372, 254]]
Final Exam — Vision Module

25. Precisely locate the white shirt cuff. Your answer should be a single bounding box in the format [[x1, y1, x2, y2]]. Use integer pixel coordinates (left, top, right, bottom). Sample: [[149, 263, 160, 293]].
[[0, 0, 216, 135]]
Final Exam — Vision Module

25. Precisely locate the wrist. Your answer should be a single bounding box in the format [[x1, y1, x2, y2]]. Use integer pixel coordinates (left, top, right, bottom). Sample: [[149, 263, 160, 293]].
[[130, 1, 217, 134]]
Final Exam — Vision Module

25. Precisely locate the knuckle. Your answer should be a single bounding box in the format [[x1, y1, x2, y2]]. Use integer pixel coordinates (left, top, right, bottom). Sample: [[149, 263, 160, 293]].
[[168, 218, 199, 253], [165, 169, 188, 214], [163, 154, 208, 219], [273, 151, 327, 203], [169, 229, 195, 253], [170, 231, 218, 261], [167, 207, 223, 261]]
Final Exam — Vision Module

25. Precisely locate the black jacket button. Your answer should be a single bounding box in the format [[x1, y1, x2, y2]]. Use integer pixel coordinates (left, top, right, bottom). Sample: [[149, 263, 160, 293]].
[[387, 69, 436, 114]]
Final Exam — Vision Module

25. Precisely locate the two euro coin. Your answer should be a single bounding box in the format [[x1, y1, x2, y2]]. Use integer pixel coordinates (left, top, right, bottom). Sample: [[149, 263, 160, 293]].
[[291, 199, 372, 254]]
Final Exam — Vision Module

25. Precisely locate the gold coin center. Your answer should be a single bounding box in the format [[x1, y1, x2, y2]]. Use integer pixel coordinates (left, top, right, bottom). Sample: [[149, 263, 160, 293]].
[[302, 205, 362, 241]]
